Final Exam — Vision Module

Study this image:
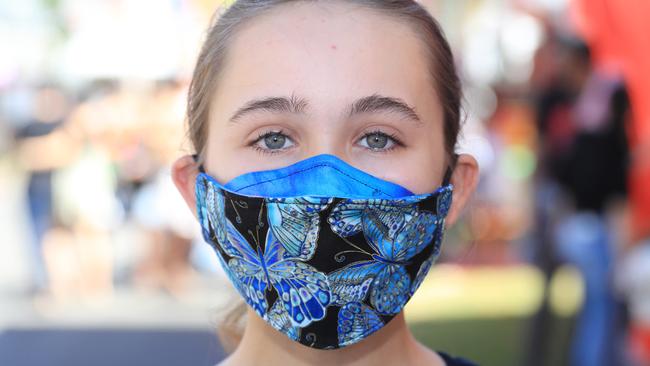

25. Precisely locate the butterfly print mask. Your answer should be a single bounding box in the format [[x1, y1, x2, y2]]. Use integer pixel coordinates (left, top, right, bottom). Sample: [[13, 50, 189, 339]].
[[194, 154, 453, 349]]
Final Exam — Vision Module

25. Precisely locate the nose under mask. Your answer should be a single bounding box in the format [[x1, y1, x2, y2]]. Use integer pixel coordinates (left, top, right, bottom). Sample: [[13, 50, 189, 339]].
[[217, 154, 417, 198], [194, 154, 454, 349]]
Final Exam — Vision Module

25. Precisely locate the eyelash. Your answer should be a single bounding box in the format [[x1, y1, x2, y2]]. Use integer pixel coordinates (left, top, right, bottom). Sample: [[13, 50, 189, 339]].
[[247, 128, 405, 155]]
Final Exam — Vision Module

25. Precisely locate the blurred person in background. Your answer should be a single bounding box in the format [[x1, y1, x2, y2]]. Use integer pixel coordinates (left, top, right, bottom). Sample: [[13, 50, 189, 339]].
[[530, 34, 630, 366], [14, 83, 79, 295], [130, 79, 198, 296], [42, 81, 125, 301], [617, 242, 650, 365]]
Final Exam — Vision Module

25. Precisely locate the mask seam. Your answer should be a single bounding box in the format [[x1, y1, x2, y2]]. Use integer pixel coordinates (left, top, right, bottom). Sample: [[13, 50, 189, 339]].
[[206, 185, 449, 208], [226, 163, 404, 198], [199, 175, 452, 206]]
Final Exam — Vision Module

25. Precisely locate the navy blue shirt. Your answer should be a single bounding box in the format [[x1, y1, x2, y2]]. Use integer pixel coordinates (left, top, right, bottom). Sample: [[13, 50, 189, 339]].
[[438, 351, 479, 366]]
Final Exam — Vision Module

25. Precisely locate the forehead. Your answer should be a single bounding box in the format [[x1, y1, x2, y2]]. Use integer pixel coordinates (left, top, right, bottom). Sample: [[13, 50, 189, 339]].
[[211, 2, 440, 120]]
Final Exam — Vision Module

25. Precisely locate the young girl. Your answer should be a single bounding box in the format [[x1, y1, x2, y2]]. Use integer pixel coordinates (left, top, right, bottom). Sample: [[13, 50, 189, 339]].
[[172, 1, 479, 365]]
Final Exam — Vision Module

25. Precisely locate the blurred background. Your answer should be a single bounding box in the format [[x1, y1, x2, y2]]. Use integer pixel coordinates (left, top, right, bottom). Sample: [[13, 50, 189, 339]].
[[1, 0, 649, 365]]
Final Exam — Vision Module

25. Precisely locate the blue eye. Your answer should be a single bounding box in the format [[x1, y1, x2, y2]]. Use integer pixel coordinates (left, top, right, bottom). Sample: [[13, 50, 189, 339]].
[[363, 133, 389, 149], [253, 131, 295, 152], [264, 133, 287, 149], [358, 131, 402, 151]]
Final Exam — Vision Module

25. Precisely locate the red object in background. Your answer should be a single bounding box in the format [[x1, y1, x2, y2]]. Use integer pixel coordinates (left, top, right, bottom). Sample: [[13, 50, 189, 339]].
[[630, 325, 650, 364], [570, 0, 650, 240]]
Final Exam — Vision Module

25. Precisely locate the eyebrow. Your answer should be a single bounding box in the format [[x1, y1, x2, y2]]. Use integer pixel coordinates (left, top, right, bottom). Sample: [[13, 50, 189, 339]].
[[228, 93, 422, 125]]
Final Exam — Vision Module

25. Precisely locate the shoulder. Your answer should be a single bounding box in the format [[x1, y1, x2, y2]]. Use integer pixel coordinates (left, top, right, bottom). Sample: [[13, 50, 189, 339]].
[[437, 351, 480, 366]]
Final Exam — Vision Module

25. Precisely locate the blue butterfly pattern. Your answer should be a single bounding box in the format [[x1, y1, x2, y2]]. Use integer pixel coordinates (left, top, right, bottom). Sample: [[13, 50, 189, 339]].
[[197, 170, 452, 348], [410, 188, 452, 296], [327, 201, 439, 314], [267, 299, 301, 341], [327, 190, 451, 342], [266, 197, 332, 260], [199, 188, 332, 329], [198, 178, 227, 245], [337, 302, 383, 347]]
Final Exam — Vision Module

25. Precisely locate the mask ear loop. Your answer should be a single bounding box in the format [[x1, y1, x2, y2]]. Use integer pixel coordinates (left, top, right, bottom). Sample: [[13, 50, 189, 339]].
[[192, 154, 206, 173], [442, 166, 453, 186], [442, 153, 458, 186]]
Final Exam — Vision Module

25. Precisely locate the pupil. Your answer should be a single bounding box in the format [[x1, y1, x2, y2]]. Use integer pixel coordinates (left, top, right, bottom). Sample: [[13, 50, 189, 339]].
[[367, 133, 388, 149], [264, 133, 286, 149]]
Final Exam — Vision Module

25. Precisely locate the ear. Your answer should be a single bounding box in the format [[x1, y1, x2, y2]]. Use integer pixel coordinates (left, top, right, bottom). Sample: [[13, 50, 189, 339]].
[[445, 153, 479, 227], [171, 154, 201, 219]]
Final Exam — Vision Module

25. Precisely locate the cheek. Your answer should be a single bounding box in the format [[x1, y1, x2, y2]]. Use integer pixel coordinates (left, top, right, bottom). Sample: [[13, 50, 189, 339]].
[[203, 127, 252, 184], [381, 133, 447, 195], [357, 140, 446, 195], [384, 153, 443, 194], [204, 129, 298, 184]]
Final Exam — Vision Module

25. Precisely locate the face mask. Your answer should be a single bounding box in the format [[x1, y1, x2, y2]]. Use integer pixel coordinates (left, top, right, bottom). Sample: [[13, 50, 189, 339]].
[[194, 154, 453, 349]]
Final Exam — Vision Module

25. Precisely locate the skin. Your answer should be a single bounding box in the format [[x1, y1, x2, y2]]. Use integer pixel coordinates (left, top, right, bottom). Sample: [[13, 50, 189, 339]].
[[172, 2, 479, 365]]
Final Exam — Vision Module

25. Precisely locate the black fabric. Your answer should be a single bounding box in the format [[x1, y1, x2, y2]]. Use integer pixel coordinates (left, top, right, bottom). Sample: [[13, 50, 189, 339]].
[[558, 85, 630, 212], [536, 84, 630, 213], [438, 351, 480, 366]]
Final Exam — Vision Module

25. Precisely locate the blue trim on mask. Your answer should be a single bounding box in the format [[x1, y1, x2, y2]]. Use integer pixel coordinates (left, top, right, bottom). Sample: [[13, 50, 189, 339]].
[[200, 154, 450, 199]]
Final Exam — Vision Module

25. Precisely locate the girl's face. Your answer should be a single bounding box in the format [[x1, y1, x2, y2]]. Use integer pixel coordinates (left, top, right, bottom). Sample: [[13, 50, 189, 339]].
[[205, 2, 447, 194], [174, 2, 479, 226]]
